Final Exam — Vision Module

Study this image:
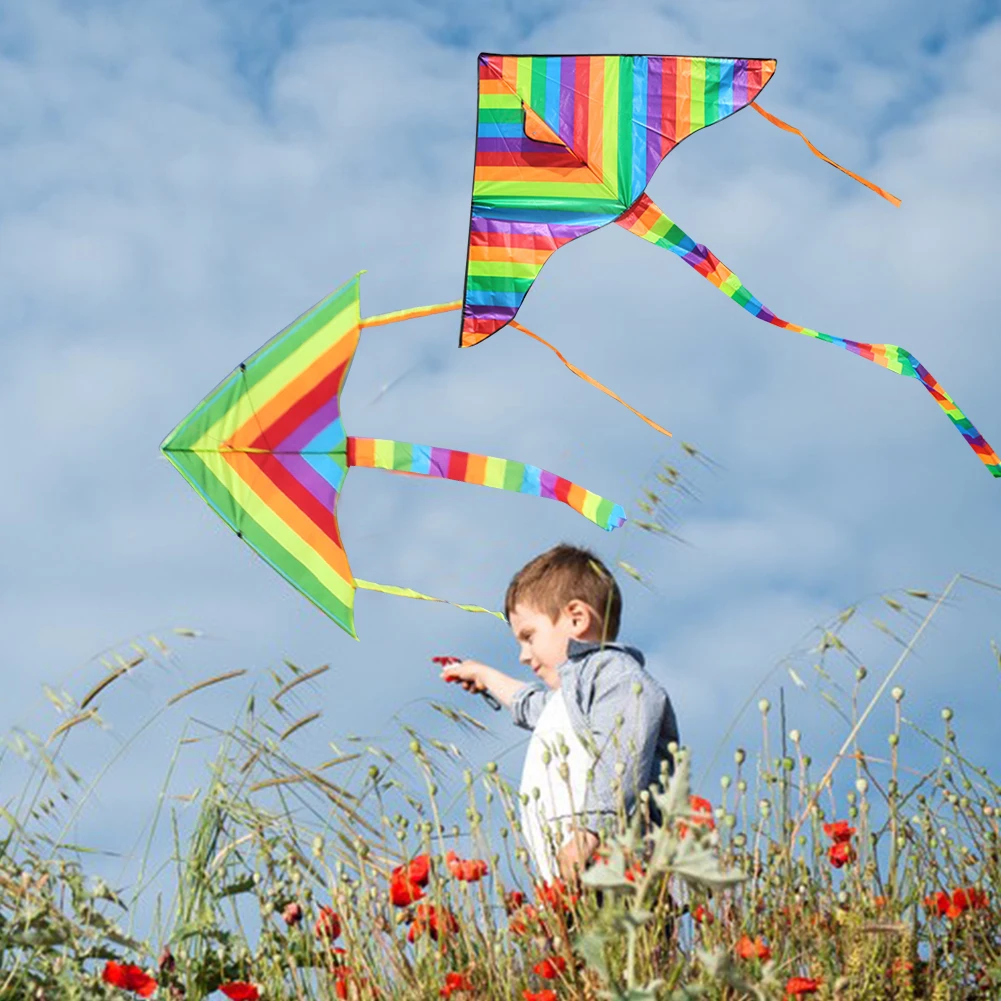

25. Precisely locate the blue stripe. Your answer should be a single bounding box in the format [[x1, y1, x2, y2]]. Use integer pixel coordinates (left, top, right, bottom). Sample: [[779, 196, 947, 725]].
[[464, 289, 525, 307], [718, 60, 734, 119], [410, 444, 432, 475], [477, 123, 526, 139], [521, 465, 542, 496], [473, 204, 617, 227], [631, 56, 649, 201], [304, 452, 345, 492], [545, 57, 560, 132]]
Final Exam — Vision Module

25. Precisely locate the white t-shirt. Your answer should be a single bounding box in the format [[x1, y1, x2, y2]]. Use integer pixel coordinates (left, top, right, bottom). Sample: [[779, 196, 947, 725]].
[[518, 688, 594, 882]]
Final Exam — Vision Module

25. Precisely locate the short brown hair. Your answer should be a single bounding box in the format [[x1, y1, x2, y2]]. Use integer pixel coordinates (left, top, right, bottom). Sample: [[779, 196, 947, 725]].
[[505, 544, 622, 640]]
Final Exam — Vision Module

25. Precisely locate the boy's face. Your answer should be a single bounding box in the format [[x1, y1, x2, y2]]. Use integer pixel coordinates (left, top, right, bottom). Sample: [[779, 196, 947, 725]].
[[508, 600, 597, 689]]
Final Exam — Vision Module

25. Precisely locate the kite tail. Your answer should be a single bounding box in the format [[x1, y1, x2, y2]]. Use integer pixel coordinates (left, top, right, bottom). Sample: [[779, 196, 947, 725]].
[[750, 103, 901, 207], [346, 437, 626, 530], [616, 194, 1000, 477]]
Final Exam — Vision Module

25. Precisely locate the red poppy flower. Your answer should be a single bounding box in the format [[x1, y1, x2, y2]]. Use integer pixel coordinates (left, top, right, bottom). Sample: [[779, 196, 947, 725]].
[[407, 902, 459, 942], [623, 862, 645, 883], [440, 971, 474, 997], [679, 795, 715, 838], [828, 841, 856, 868], [536, 879, 578, 911], [533, 956, 568, 979], [523, 991, 558, 1001], [949, 885, 988, 916], [735, 935, 771, 961], [504, 889, 525, 913], [220, 984, 260, 1001], [445, 850, 489, 882], [282, 901, 303, 926], [785, 977, 821, 995], [407, 854, 431, 885], [334, 972, 349, 1000], [102, 962, 158, 998], [692, 904, 714, 925], [314, 906, 342, 940], [923, 890, 950, 916], [887, 958, 913, 980], [509, 903, 541, 936], [822, 821, 856, 843]]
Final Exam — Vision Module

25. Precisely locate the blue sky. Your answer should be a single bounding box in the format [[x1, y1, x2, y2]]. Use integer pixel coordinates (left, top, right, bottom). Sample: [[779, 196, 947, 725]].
[[1, 0, 1000, 900]]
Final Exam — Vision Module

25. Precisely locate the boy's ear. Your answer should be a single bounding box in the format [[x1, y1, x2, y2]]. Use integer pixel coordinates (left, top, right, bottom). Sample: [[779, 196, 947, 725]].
[[564, 599, 597, 637]]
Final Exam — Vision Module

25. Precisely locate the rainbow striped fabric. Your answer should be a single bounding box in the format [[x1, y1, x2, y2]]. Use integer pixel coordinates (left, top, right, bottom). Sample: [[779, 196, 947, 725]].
[[348, 438, 625, 531], [617, 194, 1000, 476], [161, 274, 625, 638], [462, 54, 776, 345]]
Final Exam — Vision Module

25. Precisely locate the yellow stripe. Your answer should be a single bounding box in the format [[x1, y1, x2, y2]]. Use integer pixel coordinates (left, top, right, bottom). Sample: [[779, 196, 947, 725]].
[[200, 451, 356, 608], [582, 491, 600, 524], [483, 456, 507, 489], [467, 260, 542, 278], [356, 579, 505, 621], [690, 59, 706, 131], [603, 56, 620, 198], [374, 439, 395, 469]]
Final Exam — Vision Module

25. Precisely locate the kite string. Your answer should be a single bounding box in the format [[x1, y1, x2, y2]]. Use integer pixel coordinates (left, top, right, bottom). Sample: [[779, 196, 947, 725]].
[[359, 301, 671, 439], [751, 102, 901, 207], [355, 578, 504, 620]]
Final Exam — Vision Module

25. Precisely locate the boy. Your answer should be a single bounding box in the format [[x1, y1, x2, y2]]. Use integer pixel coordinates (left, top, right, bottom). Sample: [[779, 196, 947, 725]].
[[442, 544, 679, 884]]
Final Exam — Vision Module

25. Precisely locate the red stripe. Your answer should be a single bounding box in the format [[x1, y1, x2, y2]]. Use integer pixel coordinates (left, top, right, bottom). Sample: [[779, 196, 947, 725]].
[[249, 360, 348, 451], [246, 451, 343, 547], [662, 58, 677, 157], [573, 56, 589, 157], [616, 193, 652, 229], [747, 60, 764, 101], [447, 450, 469, 481], [470, 230, 574, 250], [475, 151, 582, 169], [553, 477, 571, 503], [480, 55, 501, 81]]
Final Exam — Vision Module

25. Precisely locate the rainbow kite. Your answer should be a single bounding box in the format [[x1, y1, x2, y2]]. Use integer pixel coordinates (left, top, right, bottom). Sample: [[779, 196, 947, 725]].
[[460, 54, 998, 476], [161, 274, 624, 638]]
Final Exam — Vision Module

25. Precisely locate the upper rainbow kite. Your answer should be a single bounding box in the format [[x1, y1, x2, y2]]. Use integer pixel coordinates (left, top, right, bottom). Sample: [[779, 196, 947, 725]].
[[460, 54, 998, 476]]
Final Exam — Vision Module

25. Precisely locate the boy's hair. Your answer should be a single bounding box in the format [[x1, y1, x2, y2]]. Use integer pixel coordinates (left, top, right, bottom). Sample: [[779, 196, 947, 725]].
[[505, 544, 622, 640]]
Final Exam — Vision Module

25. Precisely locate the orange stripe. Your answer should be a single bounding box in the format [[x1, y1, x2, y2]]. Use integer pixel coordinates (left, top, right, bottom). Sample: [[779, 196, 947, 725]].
[[751, 103, 901, 207], [510, 320, 672, 438], [479, 79, 508, 95], [465, 453, 488, 485], [676, 59, 691, 140], [474, 165, 601, 185], [566, 482, 586, 514], [350, 437, 376, 467], [468, 245, 554, 265], [222, 450, 353, 584], [501, 56, 519, 95], [229, 328, 358, 449]]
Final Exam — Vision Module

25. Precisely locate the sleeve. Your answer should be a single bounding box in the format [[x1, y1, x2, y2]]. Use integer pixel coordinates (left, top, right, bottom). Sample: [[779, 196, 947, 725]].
[[509, 682, 550, 730], [579, 670, 667, 830]]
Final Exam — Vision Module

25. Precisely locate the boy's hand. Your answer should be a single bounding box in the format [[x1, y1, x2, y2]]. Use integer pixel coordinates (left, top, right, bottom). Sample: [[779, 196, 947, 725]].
[[438, 658, 489, 694], [557, 829, 600, 885]]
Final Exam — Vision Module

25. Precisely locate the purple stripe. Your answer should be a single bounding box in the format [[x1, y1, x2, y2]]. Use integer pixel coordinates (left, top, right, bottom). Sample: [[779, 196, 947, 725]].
[[470, 217, 595, 240], [276, 452, 338, 509], [277, 396, 340, 452], [476, 137, 571, 155], [646, 57, 663, 183], [559, 56, 575, 146], [464, 304, 518, 321], [539, 469, 558, 500], [429, 447, 452, 478], [733, 59, 748, 108]]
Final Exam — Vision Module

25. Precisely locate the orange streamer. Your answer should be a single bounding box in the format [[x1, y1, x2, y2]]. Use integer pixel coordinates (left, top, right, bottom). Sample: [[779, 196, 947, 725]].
[[751, 102, 901, 207], [509, 320, 672, 438]]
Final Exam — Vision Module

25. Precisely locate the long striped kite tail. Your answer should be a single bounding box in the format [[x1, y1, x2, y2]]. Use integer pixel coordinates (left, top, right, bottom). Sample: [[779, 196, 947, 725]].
[[346, 437, 626, 531], [616, 194, 1000, 478]]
